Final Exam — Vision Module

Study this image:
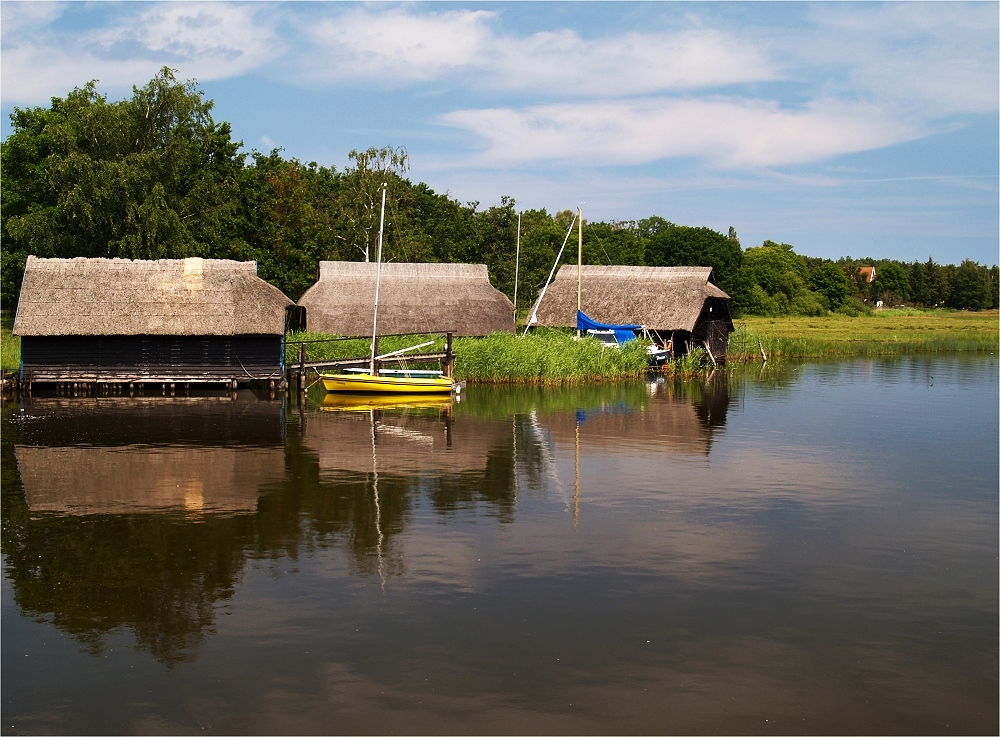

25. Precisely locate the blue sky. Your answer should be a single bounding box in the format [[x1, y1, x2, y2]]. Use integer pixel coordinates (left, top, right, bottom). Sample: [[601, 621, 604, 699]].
[[2, 1, 997, 265]]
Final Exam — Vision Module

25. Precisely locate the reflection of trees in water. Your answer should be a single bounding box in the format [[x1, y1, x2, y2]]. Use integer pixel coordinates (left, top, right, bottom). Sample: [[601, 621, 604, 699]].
[[2, 501, 253, 666], [1, 379, 740, 666]]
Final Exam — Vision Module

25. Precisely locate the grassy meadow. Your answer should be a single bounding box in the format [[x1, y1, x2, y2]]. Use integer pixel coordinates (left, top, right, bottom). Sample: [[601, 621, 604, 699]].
[[729, 310, 998, 361]]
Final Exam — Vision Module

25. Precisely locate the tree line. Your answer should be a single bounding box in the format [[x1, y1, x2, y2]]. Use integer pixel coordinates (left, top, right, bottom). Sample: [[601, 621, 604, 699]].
[[3, 69, 997, 315]]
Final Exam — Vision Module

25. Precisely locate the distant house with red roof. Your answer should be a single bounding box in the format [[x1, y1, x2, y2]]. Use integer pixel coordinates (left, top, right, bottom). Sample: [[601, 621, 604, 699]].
[[857, 265, 876, 284]]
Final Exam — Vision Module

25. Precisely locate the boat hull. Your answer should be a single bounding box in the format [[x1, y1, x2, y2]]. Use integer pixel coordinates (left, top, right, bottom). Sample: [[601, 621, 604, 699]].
[[321, 393, 453, 411], [321, 373, 455, 394]]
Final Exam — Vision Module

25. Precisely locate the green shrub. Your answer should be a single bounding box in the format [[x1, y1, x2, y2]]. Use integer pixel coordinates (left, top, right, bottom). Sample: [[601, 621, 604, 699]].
[[835, 297, 874, 317]]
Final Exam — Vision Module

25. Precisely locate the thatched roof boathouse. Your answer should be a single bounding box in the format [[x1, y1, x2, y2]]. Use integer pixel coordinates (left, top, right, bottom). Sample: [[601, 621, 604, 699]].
[[529, 265, 734, 359], [298, 261, 514, 336], [13, 257, 294, 387]]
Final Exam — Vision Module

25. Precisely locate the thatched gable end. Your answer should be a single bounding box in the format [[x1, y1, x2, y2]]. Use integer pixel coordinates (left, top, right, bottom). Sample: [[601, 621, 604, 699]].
[[13, 257, 293, 336], [298, 261, 515, 336], [531, 265, 730, 333]]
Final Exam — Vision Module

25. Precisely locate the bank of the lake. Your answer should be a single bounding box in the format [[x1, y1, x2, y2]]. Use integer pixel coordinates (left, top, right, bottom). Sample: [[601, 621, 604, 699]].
[[729, 309, 998, 361], [5, 310, 997, 379]]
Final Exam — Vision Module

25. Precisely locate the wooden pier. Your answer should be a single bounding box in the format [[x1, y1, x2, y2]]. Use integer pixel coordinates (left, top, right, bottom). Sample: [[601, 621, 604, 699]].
[[286, 332, 455, 400]]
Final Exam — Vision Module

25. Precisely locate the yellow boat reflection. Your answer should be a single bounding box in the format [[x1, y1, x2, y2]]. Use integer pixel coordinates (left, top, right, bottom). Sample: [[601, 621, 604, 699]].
[[321, 373, 454, 394], [321, 393, 454, 412]]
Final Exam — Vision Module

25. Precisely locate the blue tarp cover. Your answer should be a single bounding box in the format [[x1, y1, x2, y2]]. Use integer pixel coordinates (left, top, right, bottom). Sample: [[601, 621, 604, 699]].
[[576, 310, 640, 344]]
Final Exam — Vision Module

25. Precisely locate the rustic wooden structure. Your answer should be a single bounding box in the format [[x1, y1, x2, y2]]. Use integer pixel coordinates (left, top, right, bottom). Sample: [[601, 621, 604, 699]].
[[297, 261, 514, 336], [529, 265, 734, 359], [13, 257, 293, 390]]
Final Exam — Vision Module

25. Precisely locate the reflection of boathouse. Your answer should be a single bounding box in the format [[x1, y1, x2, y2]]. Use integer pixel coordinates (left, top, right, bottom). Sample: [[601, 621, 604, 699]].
[[538, 381, 730, 457], [15, 397, 286, 515], [7, 396, 288, 666], [306, 406, 514, 474], [530, 265, 734, 358], [298, 261, 514, 336], [13, 257, 293, 387]]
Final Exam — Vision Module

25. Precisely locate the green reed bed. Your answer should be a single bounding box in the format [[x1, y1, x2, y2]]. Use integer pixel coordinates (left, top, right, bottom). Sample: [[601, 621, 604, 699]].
[[1, 314, 19, 371], [287, 329, 651, 384], [454, 330, 649, 384]]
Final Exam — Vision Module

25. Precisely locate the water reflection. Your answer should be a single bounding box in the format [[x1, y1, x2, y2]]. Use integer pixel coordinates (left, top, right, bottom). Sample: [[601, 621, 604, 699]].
[[4, 396, 286, 665], [3, 359, 994, 734], [3, 383, 734, 665]]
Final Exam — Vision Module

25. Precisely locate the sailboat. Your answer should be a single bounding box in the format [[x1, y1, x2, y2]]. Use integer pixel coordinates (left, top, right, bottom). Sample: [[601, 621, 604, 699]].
[[321, 183, 455, 395]]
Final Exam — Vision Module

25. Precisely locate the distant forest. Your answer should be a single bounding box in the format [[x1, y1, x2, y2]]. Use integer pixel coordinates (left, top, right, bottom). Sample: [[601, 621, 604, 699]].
[[3, 69, 998, 316]]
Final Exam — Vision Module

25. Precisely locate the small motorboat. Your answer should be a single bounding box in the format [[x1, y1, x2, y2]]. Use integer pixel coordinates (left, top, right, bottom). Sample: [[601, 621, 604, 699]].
[[647, 343, 671, 367]]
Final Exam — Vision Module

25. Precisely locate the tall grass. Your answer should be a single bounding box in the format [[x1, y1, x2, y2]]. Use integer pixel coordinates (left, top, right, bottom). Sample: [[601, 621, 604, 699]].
[[454, 330, 649, 384], [287, 328, 650, 384], [1, 313, 19, 371]]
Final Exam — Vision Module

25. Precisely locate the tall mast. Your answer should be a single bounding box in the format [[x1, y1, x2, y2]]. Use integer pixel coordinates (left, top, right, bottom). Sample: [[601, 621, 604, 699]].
[[370, 182, 387, 375], [513, 212, 521, 324], [576, 206, 583, 338]]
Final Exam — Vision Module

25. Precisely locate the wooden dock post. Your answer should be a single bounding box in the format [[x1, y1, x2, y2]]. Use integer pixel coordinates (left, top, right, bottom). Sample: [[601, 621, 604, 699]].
[[297, 343, 306, 403], [445, 332, 454, 379]]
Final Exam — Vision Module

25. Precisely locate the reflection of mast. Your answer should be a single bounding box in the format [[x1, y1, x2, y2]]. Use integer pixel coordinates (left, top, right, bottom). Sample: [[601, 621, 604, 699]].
[[528, 409, 565, 501], [576, 206, 583, 339], [573, 419, 580, 529], [370, 408, 385, 592], [512, 414, 519, 512]]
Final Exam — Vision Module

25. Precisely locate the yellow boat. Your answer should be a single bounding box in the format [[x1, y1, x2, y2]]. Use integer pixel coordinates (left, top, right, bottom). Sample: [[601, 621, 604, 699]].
[[321, 393, 453, 412], [321, 373, 455, 394]]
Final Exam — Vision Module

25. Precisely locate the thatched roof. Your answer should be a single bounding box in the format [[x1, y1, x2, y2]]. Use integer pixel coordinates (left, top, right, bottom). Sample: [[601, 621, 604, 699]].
[[298, 261, 514, 336], [529, 265, 729, 333], [13, 257, 293, 336]]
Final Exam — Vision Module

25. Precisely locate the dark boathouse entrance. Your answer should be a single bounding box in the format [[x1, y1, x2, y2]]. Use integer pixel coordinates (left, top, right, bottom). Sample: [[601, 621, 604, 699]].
[[13, 257, 294, 388]]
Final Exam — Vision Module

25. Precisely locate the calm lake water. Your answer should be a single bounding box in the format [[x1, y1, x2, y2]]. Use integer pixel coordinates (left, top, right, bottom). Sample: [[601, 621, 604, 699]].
[[2, 356, 997, 735]]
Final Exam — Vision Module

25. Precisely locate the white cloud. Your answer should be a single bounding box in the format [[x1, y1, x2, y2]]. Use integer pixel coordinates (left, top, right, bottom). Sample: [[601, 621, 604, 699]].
[[441, 97, 923, 169], [1, 2, 280, 104], [297, 7, 776, 94], [491, 28, 776, 95], [302, 8, 496, 82]]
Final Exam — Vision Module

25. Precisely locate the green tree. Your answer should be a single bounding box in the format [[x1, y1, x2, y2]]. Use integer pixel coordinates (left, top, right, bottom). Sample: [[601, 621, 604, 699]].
[[872, 261, 911, 305], [743, 241, 807, 300], [809, 261, 850, 309], [947, 259, 990, 310], [335, 146, 410, 263], [1, 68, 245, 308]]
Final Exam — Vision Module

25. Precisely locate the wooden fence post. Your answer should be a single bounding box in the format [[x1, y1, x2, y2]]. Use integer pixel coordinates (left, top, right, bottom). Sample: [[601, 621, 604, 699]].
[[298, 343, 306, 403], [445, 332, 454, 378]]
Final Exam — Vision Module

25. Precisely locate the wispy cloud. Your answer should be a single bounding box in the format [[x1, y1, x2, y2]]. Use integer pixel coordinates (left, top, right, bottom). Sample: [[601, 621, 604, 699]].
[[789, 2, 999, 118], [299, 7, 776, 94], [1, 2, 280, 103], [442, 97, 923, 168]]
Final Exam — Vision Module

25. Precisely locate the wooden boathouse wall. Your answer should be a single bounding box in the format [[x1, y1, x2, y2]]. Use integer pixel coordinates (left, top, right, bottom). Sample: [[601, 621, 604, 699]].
[[20, 335, 284, 384], [13, 257, 294, 388]]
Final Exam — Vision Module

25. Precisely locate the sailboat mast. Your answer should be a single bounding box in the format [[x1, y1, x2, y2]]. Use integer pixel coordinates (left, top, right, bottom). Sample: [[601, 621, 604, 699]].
[[513, 212, 521, 324], [576, 207, 583, 338], [370, 182, 387, 375]]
